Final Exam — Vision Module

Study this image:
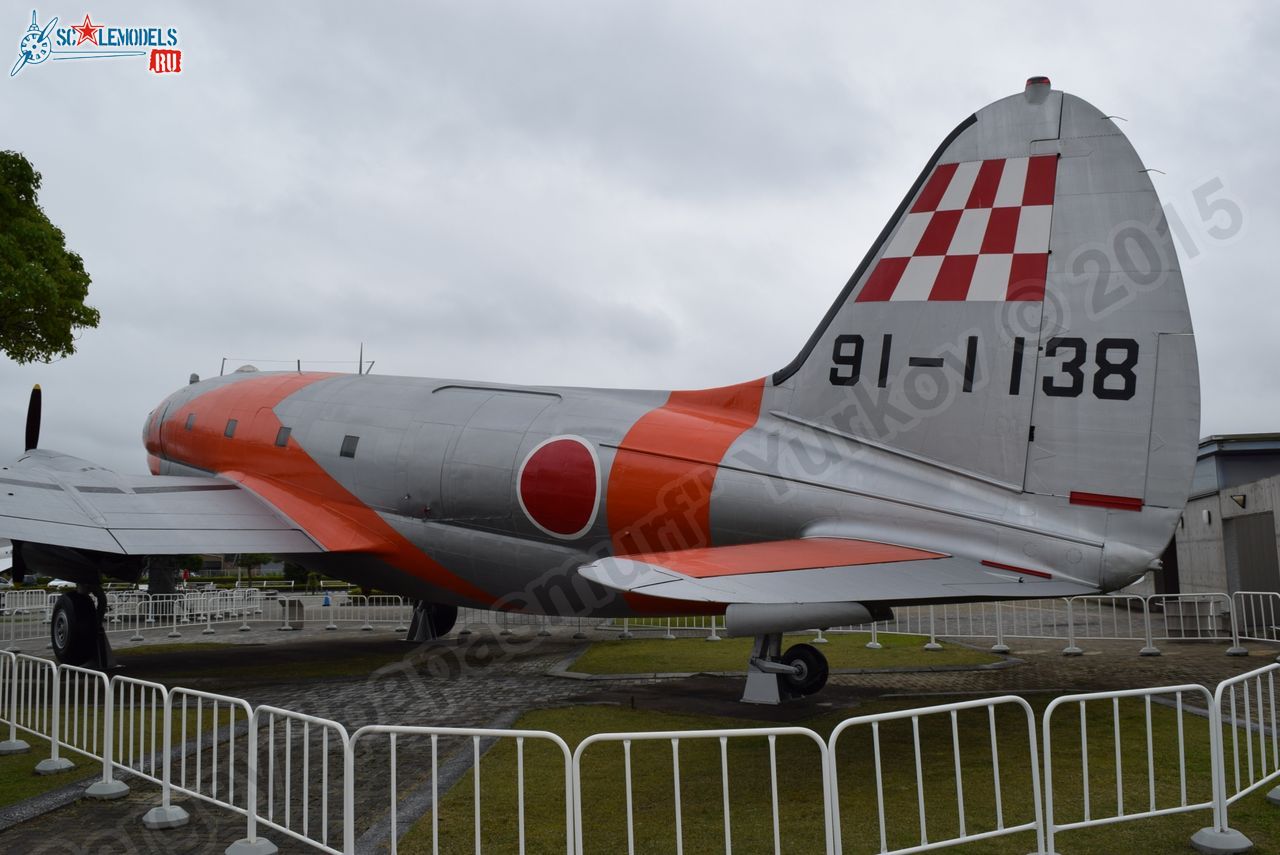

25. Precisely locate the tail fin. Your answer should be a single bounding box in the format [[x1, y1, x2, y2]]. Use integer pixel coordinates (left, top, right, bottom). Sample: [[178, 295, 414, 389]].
[[774, 79, 1198, 526]]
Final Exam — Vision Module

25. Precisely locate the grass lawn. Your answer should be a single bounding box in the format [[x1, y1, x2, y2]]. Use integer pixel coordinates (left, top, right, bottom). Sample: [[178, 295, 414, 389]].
[[396, 698, 1280, 854], [110, 640, 414, 684], [0, 703, 234, 809], [0, 735, 95, 806], [570, 632, 1001, 675]]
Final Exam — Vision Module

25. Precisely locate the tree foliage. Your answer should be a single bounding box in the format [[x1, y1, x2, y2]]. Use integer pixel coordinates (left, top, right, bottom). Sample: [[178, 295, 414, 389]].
[[236, 553, 274, 571], [0, 151, 100, 363]]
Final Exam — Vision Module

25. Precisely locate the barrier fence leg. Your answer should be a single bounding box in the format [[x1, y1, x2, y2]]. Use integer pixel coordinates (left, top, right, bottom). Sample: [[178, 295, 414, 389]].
[[0, 657, 29, 755], [84, 678, 128, 799], [663, 619, 675, 641], [811, 628, 828, 645], [706, 615, 721, 642], [34, 669, 72, 774], [1062, 600, 1083, 656], [924, 605, 943, 651], [538, 616, 552, 637], [1191, 703, 1252, 854], [618, 618, 633, 640], [1139, 597, 1161, 656], [225, 716, 277, 855], [1226, 600, 1248, 657], [142, 693, 189, 829], [572, 616, 587, 641], [991, 604, 1010, 654], [865, 623, 882, 650], [129, 611, 145, 642]]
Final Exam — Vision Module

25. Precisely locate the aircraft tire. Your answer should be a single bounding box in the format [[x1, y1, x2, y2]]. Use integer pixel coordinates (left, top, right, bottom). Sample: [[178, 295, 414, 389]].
[[781, 643, 829, 696], [51, 592, 96, 666]]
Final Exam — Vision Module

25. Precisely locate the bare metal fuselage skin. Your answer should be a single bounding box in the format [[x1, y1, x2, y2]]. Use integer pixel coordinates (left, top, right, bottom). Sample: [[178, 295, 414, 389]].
[[142, 364, 1179, 618]]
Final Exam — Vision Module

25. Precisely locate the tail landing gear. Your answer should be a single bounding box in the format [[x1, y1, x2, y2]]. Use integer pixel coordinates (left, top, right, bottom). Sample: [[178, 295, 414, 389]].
[[742, 634, 829, 704], [50, 588, 115, 669]]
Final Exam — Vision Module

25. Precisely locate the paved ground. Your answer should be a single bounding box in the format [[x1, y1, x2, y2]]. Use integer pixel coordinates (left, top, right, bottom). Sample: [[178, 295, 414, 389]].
[[0, 620, 1276, 854]]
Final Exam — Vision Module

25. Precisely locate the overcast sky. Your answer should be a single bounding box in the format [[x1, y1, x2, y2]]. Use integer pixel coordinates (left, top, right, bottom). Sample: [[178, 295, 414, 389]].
[[1, 1, 1275, 474]]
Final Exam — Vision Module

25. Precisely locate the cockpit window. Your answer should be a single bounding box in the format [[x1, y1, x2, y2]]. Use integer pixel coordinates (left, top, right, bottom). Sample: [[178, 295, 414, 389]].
[[275, 426, 291, 447], [185, 413, 196, 430], [340, 435, 359, 458], [224, 419, 238, 438]]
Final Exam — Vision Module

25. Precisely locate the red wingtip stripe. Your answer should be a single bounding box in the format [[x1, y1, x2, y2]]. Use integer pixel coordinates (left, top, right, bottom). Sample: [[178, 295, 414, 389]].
[[981, 560, 1052, 580], [1069, 491, 1144, 511]]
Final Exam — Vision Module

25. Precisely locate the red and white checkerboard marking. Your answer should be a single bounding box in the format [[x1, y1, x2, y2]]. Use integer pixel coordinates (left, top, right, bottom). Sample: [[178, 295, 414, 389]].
[[857, 154, 1058, 302]]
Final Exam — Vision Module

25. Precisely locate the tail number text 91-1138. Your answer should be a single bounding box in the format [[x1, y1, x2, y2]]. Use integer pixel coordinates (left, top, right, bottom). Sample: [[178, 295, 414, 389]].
[[829, 334, 1139, 401]]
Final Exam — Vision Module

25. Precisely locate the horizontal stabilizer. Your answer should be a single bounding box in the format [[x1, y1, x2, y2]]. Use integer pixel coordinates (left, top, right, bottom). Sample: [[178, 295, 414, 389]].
[[579, 537, 1096, 606]]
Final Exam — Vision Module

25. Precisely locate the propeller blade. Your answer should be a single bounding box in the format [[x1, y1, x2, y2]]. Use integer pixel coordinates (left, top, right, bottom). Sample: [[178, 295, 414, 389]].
[[24, 385, 41, 451]]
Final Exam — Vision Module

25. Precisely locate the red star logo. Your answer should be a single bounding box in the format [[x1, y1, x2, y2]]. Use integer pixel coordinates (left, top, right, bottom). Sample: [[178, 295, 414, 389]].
[[72, 14, 102, 46]]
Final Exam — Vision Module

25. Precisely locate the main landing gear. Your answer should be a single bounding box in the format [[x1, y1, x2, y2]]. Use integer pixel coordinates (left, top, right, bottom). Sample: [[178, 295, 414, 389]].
[[742, 634, 829, 704], [50, 586, 116, 669], [406, 601, 458, 642]]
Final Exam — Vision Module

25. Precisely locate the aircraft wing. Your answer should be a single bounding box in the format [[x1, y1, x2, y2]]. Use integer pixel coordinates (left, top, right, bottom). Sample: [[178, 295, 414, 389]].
[[578, 537, 1096, 606], [0, 450, 323, 555]]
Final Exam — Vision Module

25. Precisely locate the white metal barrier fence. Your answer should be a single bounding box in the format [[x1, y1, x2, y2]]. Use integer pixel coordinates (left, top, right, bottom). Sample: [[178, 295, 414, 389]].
[[156, 686, 256, 829], [601, 593, 1280, 660], [227, 705, 352, 855], [1041, 684, 1217, 852], [1234, 591, 1280, 645], [0, 655, 1278, 852], [572, 725, 833, 855], [830, 695, 1045, 854], [351, 725, 574, 855], [1212, 664, 1280, 837]]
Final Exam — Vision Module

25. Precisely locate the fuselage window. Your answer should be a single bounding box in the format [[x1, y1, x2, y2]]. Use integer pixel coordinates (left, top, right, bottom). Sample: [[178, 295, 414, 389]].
[[275, 426, 291, 448], [224, 419, 238, 438], [340, 435, 359, 458], [185, 413, 196, 430]]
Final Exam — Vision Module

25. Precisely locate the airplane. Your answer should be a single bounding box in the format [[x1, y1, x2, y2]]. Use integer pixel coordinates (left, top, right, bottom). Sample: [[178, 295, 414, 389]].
[[0, 77, 1198, 703]]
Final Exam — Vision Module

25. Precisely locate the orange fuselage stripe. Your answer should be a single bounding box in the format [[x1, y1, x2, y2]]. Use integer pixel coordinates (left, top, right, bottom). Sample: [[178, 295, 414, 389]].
[[151, 373, 496, 605], [606, 379, 765, 556]]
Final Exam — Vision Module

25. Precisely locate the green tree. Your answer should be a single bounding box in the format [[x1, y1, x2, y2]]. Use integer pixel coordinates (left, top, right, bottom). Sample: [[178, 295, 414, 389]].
[[281, 561, 309, 586], [236, 553, 275, 574], [146, 554, 205, 594], [0, 151, 100, 363]]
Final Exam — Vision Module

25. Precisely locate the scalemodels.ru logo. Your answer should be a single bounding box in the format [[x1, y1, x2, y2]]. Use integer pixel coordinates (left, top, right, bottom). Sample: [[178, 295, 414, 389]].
[[10, 10, 182, 77]]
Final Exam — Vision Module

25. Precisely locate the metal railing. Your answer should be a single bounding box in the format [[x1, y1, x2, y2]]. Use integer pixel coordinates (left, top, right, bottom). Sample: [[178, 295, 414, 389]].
[[166, 687, 255, 821], [1216, 663, 1280, 813], [572, 726, 833, 855], [0, 620, 1275, 852], [830, 696, 1044, 854], [1041, 684, 1216, 851], [1234, 591, 1280, 645], [228, 705, 352, 855], [351, 724, 574, 855]]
